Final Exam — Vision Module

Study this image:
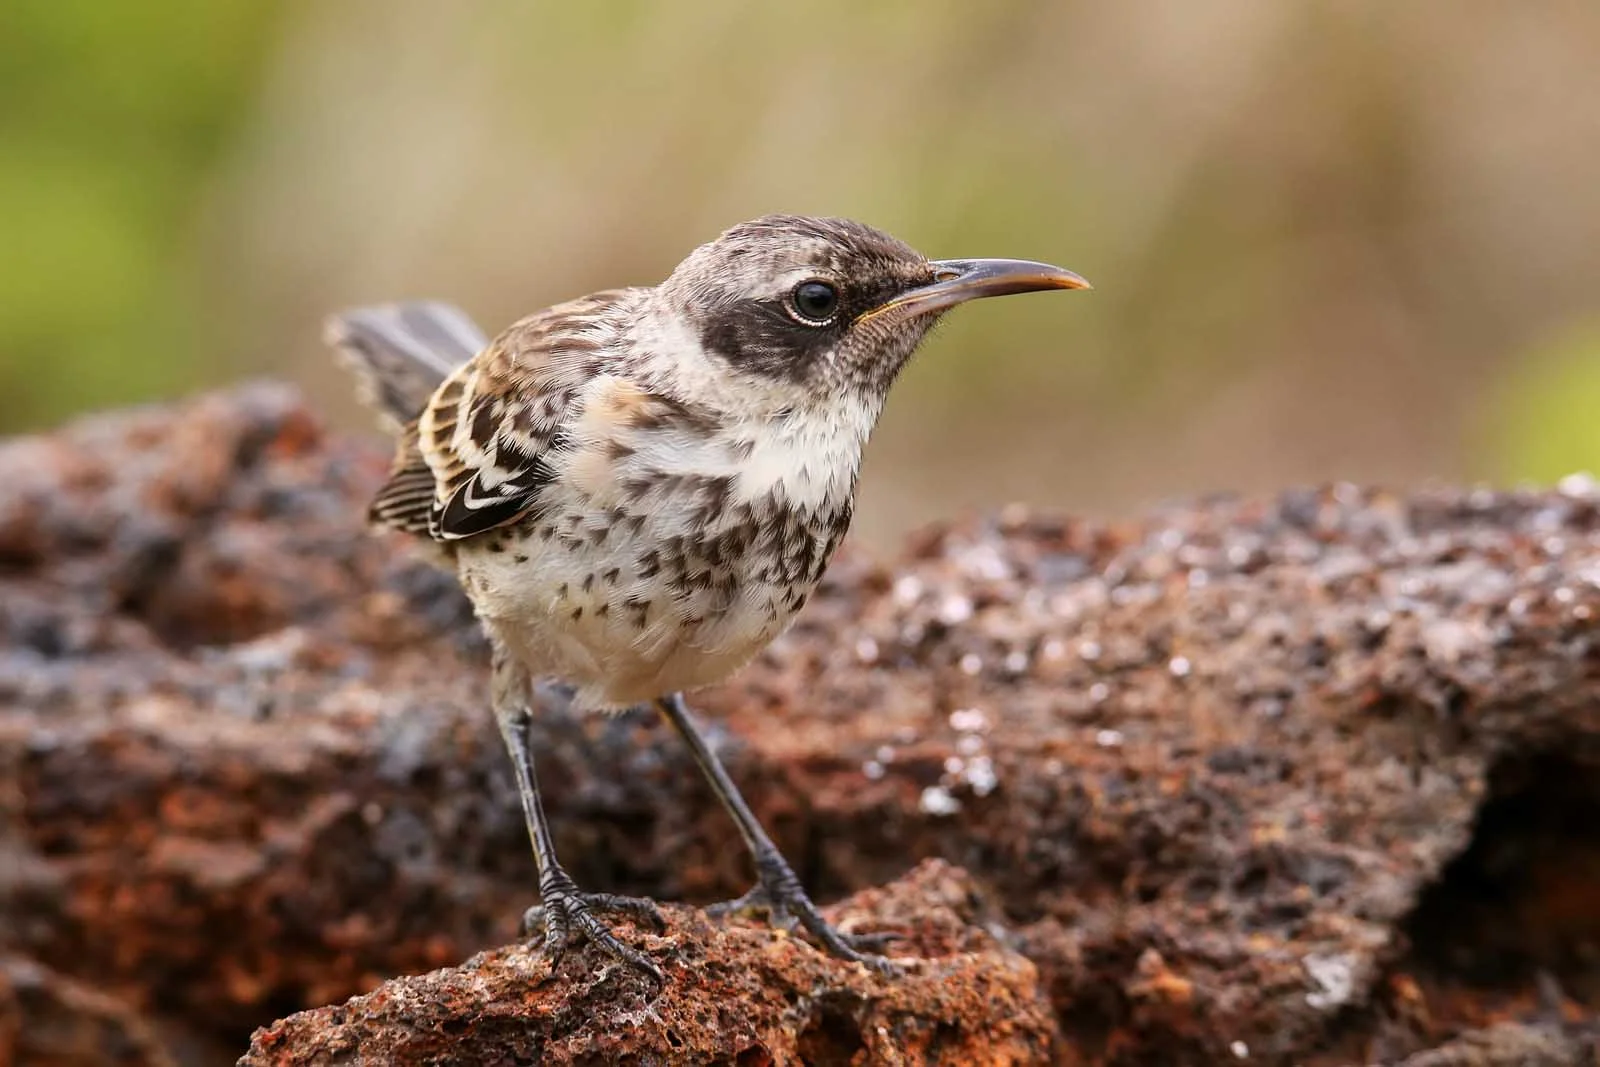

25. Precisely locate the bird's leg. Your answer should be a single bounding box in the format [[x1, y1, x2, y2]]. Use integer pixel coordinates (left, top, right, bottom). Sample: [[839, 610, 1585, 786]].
[[491, 644, 665, 981], [655, 692, 899, 974]]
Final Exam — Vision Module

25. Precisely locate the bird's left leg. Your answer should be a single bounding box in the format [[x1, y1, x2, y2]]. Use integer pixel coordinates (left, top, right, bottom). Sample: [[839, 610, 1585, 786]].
[[656, 691, 900, 975], [491, 643, 666, 980]]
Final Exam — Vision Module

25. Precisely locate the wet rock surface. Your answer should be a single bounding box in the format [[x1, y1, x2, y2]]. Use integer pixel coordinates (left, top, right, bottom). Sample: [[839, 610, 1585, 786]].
[[0, 385, 1597, 1065]]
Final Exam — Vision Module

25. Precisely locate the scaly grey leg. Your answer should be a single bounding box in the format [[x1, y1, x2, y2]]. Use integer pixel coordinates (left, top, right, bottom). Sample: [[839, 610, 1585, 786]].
[[491, 644, 665, 980], [656, 691, 898, 974]]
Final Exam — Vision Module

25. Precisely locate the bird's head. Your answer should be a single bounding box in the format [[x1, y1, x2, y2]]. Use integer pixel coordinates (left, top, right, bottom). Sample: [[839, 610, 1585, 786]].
[[655, 214, 1089, 400]]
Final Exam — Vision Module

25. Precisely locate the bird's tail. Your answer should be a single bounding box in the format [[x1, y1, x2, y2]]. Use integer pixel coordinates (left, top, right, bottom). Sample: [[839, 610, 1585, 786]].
[[324, 301, 488, 434]]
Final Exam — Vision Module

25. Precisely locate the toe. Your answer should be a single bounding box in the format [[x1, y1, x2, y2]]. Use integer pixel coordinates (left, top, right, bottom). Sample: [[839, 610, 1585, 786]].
[[840, 929, 901, 953], [532, 890, 668, 983], [705, 887, 799, 932], [585, 892, 668, 932], [542, 918, 571, 962], [573, 910, 665, 982], [858, 952, 903, 978], [705, 888, 764, 919]]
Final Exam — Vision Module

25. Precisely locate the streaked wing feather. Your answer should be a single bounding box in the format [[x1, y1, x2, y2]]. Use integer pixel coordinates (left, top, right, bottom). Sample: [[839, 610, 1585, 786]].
[[430, 433, 559, 537], [418, 290, 630, 542], [369, 465, 436, 534], [363, 423, 437, 534]]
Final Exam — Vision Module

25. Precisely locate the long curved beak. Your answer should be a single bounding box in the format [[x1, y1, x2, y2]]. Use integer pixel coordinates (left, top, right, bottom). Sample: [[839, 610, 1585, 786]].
[[865, 258, 1091, 321]]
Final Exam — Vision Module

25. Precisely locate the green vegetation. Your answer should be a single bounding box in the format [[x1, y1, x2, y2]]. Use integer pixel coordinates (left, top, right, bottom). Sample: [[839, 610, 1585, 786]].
[[0, 0, 283, 426], [2, 2, 1596, 516], [1494, 323, 1600, 484]]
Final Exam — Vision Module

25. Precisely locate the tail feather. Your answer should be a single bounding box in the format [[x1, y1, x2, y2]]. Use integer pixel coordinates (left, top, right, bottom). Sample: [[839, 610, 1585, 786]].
[[324, 301, 487, 433]]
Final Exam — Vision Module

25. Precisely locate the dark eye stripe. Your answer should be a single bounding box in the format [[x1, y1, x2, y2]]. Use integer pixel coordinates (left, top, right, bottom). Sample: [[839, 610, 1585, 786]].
[[700, 296, 841, 381]]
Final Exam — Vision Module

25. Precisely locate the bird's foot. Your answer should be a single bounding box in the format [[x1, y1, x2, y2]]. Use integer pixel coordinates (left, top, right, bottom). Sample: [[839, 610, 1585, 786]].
[[707, 856, 901, 975], [521, 873, 667, 982]]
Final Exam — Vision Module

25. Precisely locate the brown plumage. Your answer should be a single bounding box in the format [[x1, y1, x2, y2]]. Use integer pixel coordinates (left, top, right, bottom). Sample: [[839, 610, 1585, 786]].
[[326, 214, 1088, 981]]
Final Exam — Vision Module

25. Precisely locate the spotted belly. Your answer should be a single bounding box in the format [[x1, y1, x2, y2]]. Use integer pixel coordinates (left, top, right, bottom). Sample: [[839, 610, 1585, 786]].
[[455, 504, 836, 710]]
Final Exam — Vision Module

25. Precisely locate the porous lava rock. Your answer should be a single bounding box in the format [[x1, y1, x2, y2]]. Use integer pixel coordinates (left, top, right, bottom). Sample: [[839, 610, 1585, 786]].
[[1, 385, 1596, 1064], [241, 860, 1056, 1066]]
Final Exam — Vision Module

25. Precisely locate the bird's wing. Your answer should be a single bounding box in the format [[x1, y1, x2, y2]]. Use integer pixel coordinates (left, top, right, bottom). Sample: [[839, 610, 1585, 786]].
[[399, 289, 633, 542]]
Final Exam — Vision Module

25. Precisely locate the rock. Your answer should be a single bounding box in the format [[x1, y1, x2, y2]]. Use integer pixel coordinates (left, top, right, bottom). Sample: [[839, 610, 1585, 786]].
[[0, 954, 175, 1067], [240, 860, 1057, 1066], [1, 386, 1597, 1065], [1387, 1022, 1598, 1067]]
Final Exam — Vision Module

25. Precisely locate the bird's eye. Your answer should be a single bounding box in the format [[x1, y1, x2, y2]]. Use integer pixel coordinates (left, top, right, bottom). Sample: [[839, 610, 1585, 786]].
[[789, 280, 839, 324]]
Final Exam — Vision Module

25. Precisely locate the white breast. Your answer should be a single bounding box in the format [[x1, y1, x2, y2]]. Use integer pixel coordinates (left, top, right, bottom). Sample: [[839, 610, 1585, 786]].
[[462, 417, 869, 711]]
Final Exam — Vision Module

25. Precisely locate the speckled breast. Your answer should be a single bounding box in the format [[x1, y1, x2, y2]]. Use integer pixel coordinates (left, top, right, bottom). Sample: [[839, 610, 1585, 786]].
[[457, 488, 852, 708]]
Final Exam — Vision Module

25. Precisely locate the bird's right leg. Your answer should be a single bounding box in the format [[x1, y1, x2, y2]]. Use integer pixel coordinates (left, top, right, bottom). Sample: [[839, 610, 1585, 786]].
[[490, 642, 665, 980], [656, 691, 900, 975]]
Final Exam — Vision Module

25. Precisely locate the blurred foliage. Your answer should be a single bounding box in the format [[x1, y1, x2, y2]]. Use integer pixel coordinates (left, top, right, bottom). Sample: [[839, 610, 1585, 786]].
[[1, 1, 1597, 537], [0, 0, 284, 426], [1492, 323, 1600, 484]]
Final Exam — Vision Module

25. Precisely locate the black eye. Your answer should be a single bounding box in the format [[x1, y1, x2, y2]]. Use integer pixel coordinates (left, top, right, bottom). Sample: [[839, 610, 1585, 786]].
[[790, 280, 839, 324]]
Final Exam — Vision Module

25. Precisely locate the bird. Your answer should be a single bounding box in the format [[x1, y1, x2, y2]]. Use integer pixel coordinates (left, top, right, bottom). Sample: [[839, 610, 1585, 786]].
[[326, 214, 1088, 981]]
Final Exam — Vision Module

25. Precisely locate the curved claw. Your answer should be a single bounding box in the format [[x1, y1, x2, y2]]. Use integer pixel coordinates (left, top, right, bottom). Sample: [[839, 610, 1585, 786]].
[[521, 888, 667, 983]]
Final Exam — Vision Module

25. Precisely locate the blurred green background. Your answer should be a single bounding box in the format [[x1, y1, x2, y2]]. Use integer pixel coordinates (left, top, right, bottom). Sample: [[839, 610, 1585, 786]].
[[3, 1, 1598, 544]]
